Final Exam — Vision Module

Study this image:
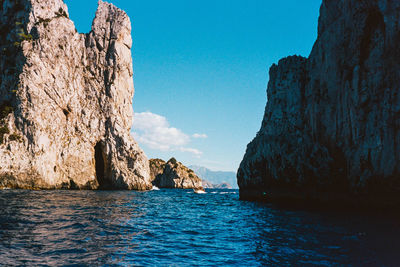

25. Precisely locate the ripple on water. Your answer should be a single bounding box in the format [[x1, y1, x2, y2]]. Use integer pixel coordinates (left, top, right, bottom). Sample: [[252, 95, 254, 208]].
[[0, 189, 400, 266]]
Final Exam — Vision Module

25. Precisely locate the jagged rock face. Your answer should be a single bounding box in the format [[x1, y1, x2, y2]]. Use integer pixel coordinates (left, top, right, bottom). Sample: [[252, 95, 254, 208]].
[[0, 0, 151, 190], [149, 158, 166, 182], [238, 0, 400, 204], [151, 158, 203, 189]]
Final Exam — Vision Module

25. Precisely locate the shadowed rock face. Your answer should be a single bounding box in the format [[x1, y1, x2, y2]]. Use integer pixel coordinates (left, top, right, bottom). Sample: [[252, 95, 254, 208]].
[[149, 158, 166, 182], [238, 0, 400, 207], [0, 0, 151, 190], [150, 158, 203, 189]]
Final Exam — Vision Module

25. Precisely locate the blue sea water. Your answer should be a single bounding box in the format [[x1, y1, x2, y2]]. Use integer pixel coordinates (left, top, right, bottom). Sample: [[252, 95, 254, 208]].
[[0, 189, 399, 266]]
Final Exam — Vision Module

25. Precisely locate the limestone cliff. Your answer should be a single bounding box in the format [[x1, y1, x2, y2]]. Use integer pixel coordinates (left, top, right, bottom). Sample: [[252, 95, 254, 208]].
[[150, 158, 203, 189], [238, 0, 400, 206], [0, 0, 151, 190]]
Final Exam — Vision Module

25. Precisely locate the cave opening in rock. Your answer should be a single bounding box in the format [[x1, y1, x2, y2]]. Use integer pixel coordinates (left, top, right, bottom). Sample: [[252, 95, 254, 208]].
[[95, 142, 110, 189]]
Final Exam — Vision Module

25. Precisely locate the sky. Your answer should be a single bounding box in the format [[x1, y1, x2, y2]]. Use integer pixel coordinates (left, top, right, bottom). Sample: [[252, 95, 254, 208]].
[[65, 0, 322, 172]]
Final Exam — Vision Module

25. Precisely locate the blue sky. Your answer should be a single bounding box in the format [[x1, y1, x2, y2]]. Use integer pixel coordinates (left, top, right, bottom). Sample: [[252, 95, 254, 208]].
[[65, 0, 322, 171]]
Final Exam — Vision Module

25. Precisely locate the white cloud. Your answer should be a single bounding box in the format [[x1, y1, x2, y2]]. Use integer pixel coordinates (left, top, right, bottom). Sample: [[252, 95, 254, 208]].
[[179, 147, 203, 157], [192, 133, 208, 139], [132, 112, 203, 157]]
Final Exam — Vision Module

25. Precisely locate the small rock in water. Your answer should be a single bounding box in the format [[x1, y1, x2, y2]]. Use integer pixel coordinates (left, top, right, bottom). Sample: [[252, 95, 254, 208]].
[[149, 158, 203, 189]]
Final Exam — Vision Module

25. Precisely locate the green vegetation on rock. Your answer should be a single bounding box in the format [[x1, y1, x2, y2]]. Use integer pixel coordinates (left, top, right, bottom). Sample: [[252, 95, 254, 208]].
[[0, 103, 13, 120], [169, 157, 177, 165], [0, 102, 14, 144], [9, 133, 21, 142], [0, 126, 9, 144]]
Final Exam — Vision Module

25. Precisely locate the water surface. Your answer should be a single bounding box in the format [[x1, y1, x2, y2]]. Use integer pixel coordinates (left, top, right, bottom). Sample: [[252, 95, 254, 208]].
[[0, 189, 399, 266]]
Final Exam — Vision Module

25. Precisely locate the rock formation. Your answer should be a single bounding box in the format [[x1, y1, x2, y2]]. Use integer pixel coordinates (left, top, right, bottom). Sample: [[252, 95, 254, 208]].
[[150, 158, 203, 189], [149, 158, 166, 182], [0, 0, 151, 190], [238, 0, 400, 207]]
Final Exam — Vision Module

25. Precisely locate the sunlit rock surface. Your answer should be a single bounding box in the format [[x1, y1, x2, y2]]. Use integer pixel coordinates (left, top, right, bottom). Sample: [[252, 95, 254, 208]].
[[150, 158, 203, 189], [238, 0, 400, 207], [0, 0, 151, 190]]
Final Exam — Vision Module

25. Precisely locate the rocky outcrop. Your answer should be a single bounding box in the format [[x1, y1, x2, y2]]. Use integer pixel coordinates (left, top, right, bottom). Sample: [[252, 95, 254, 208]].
[[150, 158, 203, 189], [149, 158, 166, 182], [238, 0, 400, 207], [0, 0, 151, 190]]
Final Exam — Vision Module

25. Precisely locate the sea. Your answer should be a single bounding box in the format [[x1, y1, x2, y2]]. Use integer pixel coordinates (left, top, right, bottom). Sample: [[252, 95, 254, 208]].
[[0, 189, 399, 266]]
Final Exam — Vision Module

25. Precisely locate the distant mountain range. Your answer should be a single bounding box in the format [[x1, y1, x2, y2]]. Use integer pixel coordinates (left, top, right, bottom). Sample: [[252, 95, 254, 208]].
[[189, 166, 238, 189]]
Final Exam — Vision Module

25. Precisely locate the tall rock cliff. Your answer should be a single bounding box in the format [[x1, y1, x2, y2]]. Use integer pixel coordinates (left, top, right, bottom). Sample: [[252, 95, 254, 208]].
[[0, 0, 151, 190], [238, 0, 400, 206]]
